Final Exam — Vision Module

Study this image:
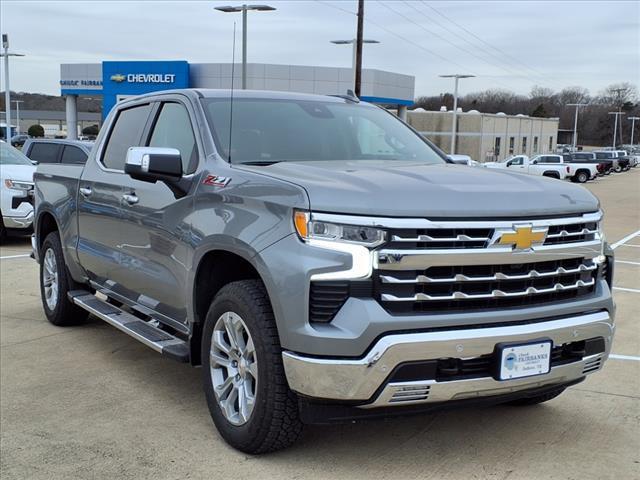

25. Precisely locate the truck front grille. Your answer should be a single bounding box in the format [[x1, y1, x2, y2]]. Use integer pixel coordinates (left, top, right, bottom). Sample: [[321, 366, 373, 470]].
[[377, 258, 597, 315]]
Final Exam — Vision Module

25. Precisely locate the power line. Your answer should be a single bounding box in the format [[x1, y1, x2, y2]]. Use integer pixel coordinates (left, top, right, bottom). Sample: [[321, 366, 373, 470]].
[[420, 1, 555, 83], [403, 0, 564, 90], [380, 1, 546, 90]]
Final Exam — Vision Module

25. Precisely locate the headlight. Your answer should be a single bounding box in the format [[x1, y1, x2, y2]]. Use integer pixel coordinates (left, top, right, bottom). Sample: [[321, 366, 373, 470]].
[[4, 179, 34, 191], [294, 211, 385, 247]]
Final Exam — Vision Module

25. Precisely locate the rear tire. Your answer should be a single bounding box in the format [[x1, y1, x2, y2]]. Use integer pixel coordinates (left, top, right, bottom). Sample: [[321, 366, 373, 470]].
[[506, 387, 566, 406], [201, 279, 303, 454], [575, 171, 589, 183], [39, 232, 88, 326]]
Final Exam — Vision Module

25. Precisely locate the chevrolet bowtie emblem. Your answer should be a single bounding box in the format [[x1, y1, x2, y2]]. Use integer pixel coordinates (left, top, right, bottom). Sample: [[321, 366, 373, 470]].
[[498, 225, 547, 250], [110, 74, 126, 83]]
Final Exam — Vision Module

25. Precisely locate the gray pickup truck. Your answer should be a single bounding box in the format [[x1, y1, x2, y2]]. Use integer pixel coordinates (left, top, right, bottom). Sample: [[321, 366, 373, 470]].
[[32, 89, 615, 454]]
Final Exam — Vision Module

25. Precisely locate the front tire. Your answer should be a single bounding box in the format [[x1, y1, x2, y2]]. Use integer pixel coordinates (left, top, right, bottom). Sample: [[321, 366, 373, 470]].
[[39, 232, 88, 326], [202, 280, 303, 454]]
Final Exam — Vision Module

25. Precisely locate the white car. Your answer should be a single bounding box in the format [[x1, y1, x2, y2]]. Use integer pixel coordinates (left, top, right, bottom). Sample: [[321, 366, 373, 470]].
[[0, 141, 36, 240], [447, 154, 480, 166]]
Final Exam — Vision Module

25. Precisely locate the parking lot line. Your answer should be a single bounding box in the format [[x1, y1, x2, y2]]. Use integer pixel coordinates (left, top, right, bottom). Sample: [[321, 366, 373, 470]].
[[0, 254, 31, 260], [611, 229, 640, 249], [609, 354, 640, 362], [618, 244, 640, 248], [613, 286, 640, 293], [616, 260, 640, 266]]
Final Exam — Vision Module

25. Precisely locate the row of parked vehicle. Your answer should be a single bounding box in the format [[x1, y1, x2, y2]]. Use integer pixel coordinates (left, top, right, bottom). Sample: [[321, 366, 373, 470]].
[[482, 150, 637, 183], [0, 139, 93, 240]]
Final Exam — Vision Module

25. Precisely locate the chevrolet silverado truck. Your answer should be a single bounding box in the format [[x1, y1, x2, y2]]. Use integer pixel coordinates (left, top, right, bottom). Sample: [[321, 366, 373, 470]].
[[594, 150, 629, 173], [566, 152, 612, 176], [483, 154, 570, 180], [32, 90, 616, 454]]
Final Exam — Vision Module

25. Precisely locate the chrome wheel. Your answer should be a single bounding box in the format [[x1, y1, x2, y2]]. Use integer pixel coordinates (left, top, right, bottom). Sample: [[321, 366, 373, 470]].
[[210, 311, 258, 426], [42, 248, 59, 311]]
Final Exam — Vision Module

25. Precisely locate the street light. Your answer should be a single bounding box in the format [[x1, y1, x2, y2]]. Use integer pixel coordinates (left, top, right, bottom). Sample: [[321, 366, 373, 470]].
[[1, 34, 25, 140], [330, 39, 380, 92], [214, 4, 276, 90], [629, 116, 640, 149], [567, 103, 588, 151], [608, 111, 626, 149], [12, 100, 24, 134], [439, 74, 475, 154]]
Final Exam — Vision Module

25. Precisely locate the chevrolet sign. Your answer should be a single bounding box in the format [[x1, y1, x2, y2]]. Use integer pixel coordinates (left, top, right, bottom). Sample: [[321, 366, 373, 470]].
[[110, 73, 176, 84]]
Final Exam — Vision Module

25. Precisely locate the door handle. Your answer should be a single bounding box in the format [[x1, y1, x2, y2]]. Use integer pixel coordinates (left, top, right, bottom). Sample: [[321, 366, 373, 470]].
[[79, 186, 92, 197], [122, 193, 139, 205]]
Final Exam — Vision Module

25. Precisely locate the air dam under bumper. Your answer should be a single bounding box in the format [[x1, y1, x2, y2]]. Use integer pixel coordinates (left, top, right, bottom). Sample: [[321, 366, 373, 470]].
[[282, 310, 613, 407]]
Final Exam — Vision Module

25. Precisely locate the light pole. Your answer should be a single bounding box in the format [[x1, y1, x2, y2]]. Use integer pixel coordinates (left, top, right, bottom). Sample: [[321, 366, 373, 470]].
[[214, 4, 276, 90], [1, 34, 25, 140], [629, 116, 639, 149], [330, 39, 380, 93], [567, 103, 587, 151], [608, 111, 626, 148], [439, 74, 475, 154], [12, 100, 23, 134]]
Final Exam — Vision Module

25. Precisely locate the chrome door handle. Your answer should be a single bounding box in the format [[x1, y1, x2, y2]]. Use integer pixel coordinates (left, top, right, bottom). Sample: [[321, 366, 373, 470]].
[[79, 186, 92, 197], [122, 193, 139, 205]]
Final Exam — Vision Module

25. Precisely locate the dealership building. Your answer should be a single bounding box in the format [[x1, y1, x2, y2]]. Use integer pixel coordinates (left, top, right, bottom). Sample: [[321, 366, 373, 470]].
[[407, 109, 559, 162], [59, 60, 415, 139]]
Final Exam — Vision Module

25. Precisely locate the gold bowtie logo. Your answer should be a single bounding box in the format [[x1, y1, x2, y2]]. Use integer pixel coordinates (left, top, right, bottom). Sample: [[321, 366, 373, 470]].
[[498, 225, 547, 250]]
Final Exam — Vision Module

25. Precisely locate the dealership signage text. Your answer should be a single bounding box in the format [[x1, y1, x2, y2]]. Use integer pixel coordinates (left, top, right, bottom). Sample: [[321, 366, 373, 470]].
[[113, 74, 176, 84]]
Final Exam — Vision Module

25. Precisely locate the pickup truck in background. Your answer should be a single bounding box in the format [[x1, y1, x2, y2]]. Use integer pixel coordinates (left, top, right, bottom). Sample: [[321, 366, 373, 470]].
[[32, 89, 616, 453], [484, 154, 569, 180], [593, 151, 629, 172], [1, 141, 36, 241], [530, 154, 599, 183], [565, 152, 612, 176]]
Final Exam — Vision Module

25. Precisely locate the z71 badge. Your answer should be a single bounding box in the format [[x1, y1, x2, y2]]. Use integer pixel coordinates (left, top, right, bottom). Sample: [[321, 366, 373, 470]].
[[203, 175, 231, 187]]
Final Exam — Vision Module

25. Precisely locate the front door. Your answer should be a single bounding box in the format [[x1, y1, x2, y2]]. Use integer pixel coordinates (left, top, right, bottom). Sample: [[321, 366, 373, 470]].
[[77, 103, 152, 285], [116, 100, 200, 325]]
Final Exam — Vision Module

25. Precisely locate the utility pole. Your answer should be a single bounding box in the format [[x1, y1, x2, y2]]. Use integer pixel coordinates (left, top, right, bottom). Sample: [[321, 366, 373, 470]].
[[354, 0, 364, 97], [439, 74, 475, 154], [629, 116, 639, 149], [608, 112, 626, 149], [12, 99, 23, 134], [1, 34, 25, 140], [567, 103, 587, 151]]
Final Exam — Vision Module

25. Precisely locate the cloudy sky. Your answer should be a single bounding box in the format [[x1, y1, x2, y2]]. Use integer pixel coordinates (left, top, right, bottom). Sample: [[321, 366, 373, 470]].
[[2, 0, 638, 98]]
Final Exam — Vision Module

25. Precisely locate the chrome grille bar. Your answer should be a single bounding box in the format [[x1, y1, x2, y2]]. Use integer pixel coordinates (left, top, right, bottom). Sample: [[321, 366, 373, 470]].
[[390, 233, 490, 243], [379, 262, 596, 284], [546, 228, 598, 239], [380, 278, 595, 302]]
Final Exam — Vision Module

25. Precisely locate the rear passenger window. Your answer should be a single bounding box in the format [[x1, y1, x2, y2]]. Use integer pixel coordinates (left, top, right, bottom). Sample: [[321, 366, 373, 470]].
[[101, 104, 152, 170], [28, 143, 61, 164], [148, 102, 198, 174], [61, 146, 88, 165]]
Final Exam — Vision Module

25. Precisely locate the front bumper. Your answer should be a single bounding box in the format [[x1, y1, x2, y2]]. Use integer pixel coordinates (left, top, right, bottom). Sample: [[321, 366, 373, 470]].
[[282, 310, 614, 407], [2, 210, 34, 229]]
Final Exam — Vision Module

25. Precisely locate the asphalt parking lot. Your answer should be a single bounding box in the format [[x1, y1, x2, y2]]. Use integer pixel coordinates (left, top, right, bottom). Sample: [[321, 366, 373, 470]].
[[1, 170, 639, 480]]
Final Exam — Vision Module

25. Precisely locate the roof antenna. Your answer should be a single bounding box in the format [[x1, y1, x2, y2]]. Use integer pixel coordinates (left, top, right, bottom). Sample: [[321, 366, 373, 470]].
[[228, 21, 236, 163]]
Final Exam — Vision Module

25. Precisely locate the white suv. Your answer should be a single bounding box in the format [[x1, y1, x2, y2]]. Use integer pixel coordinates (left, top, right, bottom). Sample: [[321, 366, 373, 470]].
[[0, 141, 36, 240]]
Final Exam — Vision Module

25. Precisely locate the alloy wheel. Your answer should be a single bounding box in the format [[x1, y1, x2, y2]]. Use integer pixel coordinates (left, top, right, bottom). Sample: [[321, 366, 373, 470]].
[[42, 248, 59, 311]]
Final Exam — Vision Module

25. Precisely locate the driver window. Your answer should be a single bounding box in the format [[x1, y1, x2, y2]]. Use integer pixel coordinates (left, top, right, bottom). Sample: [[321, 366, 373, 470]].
[[148, 102, 198, 174], [512, 157, 523, 166]]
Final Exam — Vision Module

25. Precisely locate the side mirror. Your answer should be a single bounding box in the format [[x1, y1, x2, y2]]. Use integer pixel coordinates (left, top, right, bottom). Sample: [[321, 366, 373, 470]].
[[532, 160, 538, 164], [125, 147, 182, 183]]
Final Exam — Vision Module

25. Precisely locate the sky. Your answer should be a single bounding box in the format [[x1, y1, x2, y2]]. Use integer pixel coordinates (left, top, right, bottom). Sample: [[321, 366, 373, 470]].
[[1, 0, 639, 98]]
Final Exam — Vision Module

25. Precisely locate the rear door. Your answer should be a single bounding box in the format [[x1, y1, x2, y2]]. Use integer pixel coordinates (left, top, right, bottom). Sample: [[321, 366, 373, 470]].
[[26, 142, 62, 164], [115, 99, 200, 325], [77, 103, 152, 286]]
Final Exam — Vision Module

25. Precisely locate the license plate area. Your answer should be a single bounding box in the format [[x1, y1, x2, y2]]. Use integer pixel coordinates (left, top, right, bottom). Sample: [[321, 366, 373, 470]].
[[495, 339, 552, 380]]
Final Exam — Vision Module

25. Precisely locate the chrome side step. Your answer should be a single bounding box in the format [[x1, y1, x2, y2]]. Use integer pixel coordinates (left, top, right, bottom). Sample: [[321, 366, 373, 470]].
[[68, 291, 189, 362]]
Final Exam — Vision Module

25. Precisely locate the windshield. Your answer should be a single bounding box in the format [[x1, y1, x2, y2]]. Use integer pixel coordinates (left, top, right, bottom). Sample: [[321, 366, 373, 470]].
[[202, 98, 445, 165], [0, 142, 34, 165]]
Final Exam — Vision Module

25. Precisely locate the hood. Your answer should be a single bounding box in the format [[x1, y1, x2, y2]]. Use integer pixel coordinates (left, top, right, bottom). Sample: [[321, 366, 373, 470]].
[[237, 161, 599, 218], [0, 164, 36, 183]]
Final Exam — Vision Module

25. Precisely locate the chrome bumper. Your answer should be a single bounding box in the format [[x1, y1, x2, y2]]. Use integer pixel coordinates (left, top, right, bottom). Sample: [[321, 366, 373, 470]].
[[282, 310, 614, 407], [3, 211, 34, 229]]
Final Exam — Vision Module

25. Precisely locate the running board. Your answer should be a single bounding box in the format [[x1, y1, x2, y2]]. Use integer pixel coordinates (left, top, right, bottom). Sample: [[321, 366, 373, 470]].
[[68, 291, 189, 362]]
